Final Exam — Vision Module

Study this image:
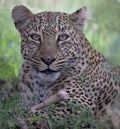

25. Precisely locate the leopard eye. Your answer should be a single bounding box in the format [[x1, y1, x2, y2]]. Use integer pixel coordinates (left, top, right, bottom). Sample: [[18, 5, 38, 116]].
[[58, 34, 69, 42], [30, 34, 41, 42]]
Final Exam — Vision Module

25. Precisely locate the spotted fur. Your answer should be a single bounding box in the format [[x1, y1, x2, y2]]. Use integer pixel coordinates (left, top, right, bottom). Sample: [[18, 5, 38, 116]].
[[12, 5, 120, 122]]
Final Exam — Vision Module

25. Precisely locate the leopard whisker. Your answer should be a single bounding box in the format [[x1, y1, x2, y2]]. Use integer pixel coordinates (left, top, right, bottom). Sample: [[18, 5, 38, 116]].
[[31, 58, 41, 64]]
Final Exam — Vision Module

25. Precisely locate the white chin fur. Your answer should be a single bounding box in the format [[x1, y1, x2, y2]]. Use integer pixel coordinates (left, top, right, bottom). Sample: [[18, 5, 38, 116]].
[[38, 72, 61, 82]]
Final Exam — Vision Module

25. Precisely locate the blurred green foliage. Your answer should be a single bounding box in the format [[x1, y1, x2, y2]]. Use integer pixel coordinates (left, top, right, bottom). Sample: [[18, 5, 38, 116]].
[[0, 92, 24, 129], [0, 94, 113, 129], [0, 0, 120, 80]]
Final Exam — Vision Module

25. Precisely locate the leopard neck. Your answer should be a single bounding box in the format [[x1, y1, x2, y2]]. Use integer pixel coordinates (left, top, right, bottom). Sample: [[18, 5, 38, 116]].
[[79, 33, 105, 65], [69, 33, 106, 75]]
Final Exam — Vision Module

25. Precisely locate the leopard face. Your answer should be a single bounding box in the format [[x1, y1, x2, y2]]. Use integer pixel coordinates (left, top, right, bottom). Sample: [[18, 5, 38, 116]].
[[12, 6, 87, 81]]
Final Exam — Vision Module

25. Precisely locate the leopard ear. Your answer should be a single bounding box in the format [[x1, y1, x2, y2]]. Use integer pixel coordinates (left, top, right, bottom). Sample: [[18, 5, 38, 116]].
[[12, 5, 33, 32], [70, 7, 87, 31]]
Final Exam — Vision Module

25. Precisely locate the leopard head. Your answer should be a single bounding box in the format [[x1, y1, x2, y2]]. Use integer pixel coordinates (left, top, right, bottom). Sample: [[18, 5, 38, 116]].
[[12, 5, 87, 77]]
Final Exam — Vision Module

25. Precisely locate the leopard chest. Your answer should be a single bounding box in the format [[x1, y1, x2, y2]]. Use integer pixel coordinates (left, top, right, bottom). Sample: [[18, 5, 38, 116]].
[[19, 63, 57, 108]]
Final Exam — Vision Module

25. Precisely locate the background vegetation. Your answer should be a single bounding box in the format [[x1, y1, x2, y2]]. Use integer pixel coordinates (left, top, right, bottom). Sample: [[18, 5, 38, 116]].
[[0, 0, 120, 128]]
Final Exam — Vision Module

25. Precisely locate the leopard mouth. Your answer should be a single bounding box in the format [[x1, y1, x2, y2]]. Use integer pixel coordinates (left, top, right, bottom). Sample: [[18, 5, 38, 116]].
[[41, 68, 58, 74], [32, 63, 59, 74]]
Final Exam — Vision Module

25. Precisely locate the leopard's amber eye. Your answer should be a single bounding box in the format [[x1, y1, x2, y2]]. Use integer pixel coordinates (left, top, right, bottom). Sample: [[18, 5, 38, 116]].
[[30, 34, 41, 42], [58, 34, 69, 42]]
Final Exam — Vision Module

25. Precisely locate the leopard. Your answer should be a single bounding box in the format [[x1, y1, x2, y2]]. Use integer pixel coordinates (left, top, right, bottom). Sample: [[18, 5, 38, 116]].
[[12, 5, 120, 128]]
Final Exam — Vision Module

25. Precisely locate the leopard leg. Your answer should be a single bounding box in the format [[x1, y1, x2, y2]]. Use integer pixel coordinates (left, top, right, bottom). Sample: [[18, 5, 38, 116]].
[[31, 89, 69, 113]]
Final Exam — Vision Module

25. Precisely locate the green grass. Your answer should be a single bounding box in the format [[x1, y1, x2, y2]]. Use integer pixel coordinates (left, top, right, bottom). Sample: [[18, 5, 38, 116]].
[[0, 89, 113, 129], [0, 92, 23, 128]]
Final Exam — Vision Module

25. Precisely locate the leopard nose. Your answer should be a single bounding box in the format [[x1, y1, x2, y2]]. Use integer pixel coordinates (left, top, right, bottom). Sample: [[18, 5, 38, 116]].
[[41, 57, 56, 65]]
